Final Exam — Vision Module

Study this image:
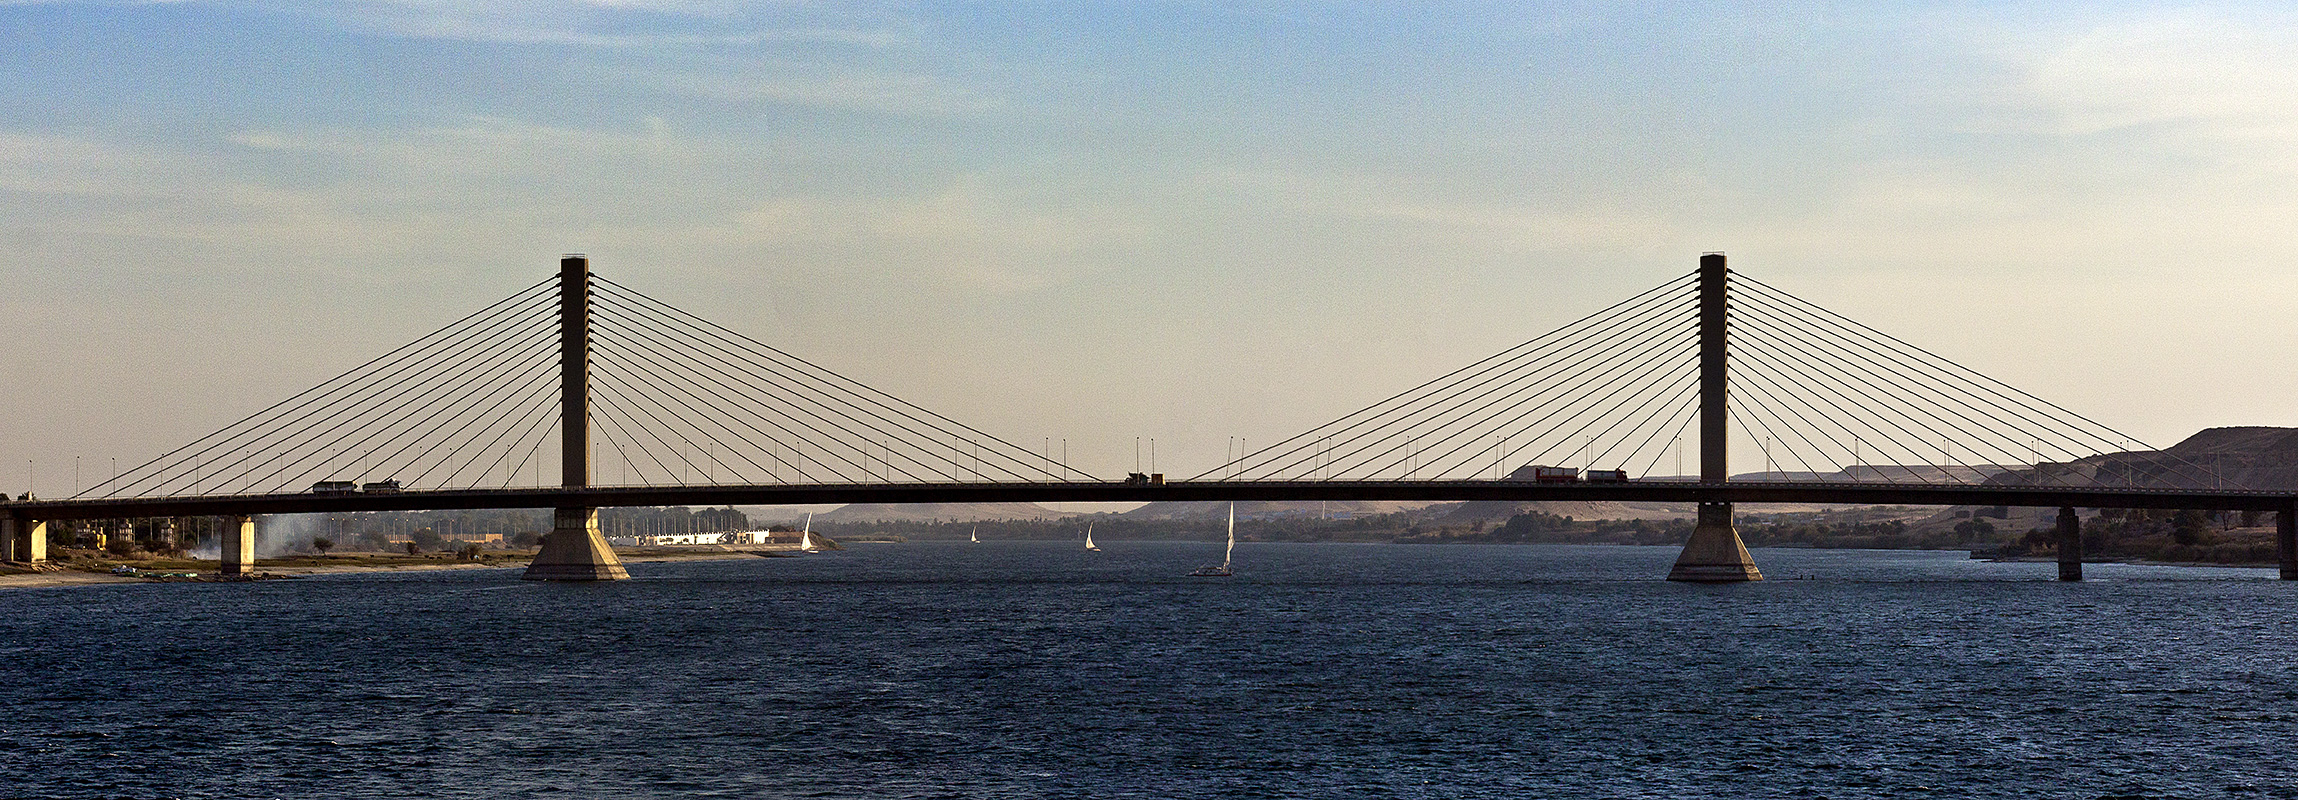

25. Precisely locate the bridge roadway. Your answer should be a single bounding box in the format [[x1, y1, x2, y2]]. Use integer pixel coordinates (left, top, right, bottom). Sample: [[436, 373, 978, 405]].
[[8, 479, 2294, 521]]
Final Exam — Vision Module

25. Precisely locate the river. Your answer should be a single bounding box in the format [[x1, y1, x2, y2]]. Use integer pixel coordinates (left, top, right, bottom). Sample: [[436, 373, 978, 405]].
[[4, 542, 2294, 798]]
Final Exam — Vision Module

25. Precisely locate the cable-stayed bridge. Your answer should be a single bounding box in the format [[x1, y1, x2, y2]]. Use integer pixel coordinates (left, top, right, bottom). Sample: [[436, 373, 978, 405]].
[[7, 255, 2291, 582]]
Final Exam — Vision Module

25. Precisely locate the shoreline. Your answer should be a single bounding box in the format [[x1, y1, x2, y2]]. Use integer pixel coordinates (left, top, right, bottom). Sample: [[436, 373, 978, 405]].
[[0, 547, 798, 591], [7, 543, 2277, 591]]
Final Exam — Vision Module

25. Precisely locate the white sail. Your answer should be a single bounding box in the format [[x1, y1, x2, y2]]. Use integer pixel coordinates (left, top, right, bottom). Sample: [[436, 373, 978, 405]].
[[799, 512, 818, 552], [1084, 524, 1097, 551], [1223, 502, 1235, 568], [970, 525, 979, 543]]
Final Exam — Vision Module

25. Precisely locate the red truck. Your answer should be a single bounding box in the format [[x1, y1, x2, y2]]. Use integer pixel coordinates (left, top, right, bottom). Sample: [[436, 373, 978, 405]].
[[1532, 466, 1580, 483]]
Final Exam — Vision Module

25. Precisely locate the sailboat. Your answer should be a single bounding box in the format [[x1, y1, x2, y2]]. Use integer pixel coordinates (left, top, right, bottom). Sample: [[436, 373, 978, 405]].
[[1084, 524, 1100, 552], [970, 525, 979, 544], [1186, 503, 1235, 577], [798, 512, 820, 553]]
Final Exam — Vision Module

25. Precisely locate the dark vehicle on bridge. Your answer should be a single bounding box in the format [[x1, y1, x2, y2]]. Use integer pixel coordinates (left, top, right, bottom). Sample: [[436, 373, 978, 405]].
[[1532, 466, 1579, 483], [310, 480, 358, 495], [362, 480, 403, 494], [1124, 472, 1166, 486], [1586, 469, 1630, 483]]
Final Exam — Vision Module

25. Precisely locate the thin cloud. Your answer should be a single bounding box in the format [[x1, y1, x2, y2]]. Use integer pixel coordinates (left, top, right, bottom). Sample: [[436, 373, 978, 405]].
[[287, 0, 911, 48]]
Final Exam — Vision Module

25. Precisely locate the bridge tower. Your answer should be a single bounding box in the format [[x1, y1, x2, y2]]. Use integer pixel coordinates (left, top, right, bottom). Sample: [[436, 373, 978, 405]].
[[1667, 253, 1764, 582], [523, 255, 631, 581]]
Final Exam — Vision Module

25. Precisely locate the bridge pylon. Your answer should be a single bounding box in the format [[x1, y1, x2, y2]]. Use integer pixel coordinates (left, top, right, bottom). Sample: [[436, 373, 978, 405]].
[[1667, 253, 1764, 583], [524, 255, 631, 581]]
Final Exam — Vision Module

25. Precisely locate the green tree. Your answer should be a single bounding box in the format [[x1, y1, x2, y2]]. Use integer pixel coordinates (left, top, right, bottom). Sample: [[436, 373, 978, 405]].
[[311, 536, 334, 555]]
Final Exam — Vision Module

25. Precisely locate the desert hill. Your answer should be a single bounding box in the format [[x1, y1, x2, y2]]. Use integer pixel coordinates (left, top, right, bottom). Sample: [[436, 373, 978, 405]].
[[815, 503, 1077, 523], [1123, 500, 1445, 521]]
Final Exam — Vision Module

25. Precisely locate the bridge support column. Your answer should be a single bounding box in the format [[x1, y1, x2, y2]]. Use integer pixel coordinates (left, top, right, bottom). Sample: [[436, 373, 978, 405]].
[[2278, 504, 2296, 581], [522, 508, 629, 581], [2055, 507, 2081, 582], [220, 515, 256, 575], [5, 517, 45, 563], [1668, 502, 1763, 582]]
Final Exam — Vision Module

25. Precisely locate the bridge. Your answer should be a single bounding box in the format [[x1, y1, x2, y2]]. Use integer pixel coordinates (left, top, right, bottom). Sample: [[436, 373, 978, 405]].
[[7, 255, 2291, 582]]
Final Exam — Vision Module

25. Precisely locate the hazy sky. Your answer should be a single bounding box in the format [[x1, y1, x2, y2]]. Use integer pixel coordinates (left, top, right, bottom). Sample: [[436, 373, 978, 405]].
[[5, 1, 2297, 497]]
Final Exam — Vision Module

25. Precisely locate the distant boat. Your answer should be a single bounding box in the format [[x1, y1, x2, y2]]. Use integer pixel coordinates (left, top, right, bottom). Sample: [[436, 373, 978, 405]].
[[1084, 524, 1100, 552], [970, 525, 980, 544], [798, 513, 820, 553], [1186, 503, 1235, 577]]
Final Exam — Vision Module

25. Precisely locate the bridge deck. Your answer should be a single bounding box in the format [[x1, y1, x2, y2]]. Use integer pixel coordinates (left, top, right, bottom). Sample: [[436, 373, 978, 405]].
[[8, 480, 2291, 520]]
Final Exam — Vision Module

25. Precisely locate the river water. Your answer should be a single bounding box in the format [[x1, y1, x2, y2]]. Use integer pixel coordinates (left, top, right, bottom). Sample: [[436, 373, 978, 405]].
[[4, 543, 2296, 799]]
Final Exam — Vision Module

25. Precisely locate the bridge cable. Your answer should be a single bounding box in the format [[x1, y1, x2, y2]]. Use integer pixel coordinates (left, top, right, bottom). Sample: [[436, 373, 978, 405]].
[[590, 321, 892, 483], [391, 345, 566, 488], [89, 280, 554, 497], [221, 320, 558, 494], [315, 334, 563, 490], [1431, 323, 1697, 478], [592, 285, 1046, 482], [1732, 289, 2097, 478], [1733, 295, 2168, 486], [588, 304, 947, 482], [1194, 272, 1697, 480], [426, 371, 568, 489], [593, 277, 1074, 481], [1296, 307, 1687, 480], [1237, 283, 1696, 480], [1223, 278, 1693, 480], [1730, 320, 1995, 485], [1347, 312, 1694, 479], [1725, 345, 1901, 484], [159, 300, 556, 496], [587, 330, 840, 483], [1314, 309, 1693, 480], [1732, 274, 2231, 488]]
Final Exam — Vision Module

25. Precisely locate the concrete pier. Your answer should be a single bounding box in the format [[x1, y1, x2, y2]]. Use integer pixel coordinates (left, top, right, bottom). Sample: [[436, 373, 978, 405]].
[[220, 515, 256, 575], [4, 517, 45, 563], [2055, 506, 2081, 582], [2279, 505, 2296, 581], [1668, 502, 1764, 582], [523, 507, 629, 581]]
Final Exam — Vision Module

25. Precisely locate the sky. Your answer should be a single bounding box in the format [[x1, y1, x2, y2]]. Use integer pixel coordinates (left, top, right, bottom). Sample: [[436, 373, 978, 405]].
[[4, 1, 2298, 499]]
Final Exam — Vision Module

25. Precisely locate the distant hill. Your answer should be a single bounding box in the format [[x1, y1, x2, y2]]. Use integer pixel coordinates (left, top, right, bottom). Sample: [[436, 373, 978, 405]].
[[738, 427, 2298, 530], [816, 503, 1077, 523], [1983, 426, 2298, 491], [1122, 500, 1447, 521]]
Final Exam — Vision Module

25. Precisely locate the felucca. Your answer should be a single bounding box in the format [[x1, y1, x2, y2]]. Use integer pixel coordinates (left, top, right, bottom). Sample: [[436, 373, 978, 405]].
[[798, 512, 820, 553], [1186, 504, 1235, 577], [1084, 524, 1100, 552]]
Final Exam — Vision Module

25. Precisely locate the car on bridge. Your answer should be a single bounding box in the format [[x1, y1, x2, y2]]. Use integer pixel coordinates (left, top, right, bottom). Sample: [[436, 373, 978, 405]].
[[310, 480, 358, 495]]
